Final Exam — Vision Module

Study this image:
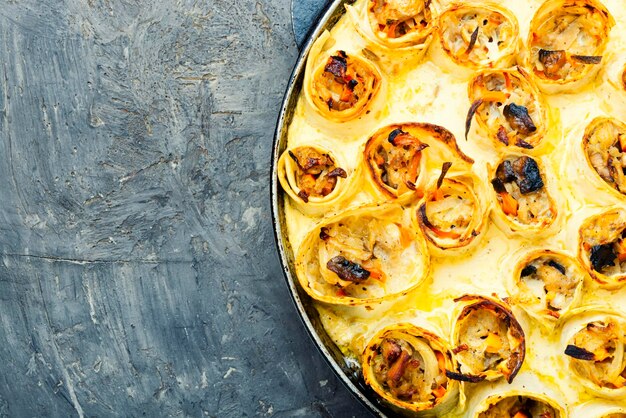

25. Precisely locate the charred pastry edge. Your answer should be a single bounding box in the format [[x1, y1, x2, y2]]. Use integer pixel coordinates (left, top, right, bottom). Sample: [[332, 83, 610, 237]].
[[511, 249, 585, 322], [304, 31, 383, 123], [472, 390, 567, 418], [452, 295, 526, 384], [294, 203, 431, 306], [364, 122, 474, 200], [526, 0, 615, 91], [581, 116, 626, 200], [362, 323, 459, 413], [488, 153, 558, 233], [416, 173, 486, 252], [364, 0, 440, 48], [444, 369, 486, 383], [466, 66, 547, 150], [577, 207, 626, 289], [437, 2, 519, 69], [277, 145, 352, 215]]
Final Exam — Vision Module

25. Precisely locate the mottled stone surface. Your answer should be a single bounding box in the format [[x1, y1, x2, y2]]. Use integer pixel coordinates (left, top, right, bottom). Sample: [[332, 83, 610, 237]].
[[0, 1, 371, 416]]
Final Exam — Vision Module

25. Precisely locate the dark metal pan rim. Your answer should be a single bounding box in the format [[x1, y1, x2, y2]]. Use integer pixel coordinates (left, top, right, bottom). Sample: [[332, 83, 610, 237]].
[[270, 0, 386, 416]]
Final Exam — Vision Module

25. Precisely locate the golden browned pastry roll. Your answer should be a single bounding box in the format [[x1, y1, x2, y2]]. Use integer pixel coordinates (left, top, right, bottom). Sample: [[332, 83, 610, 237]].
[[363, 122, 473, 203], [362, 323, 459, 415], [489, 154, 558, 237], [415, 167, 488, 257], [561, 307, 626, 399], [432, 2, 519, 77], [346, 0, 439, 74], [582, 117, 626, 200], [578, 208, 626, 289], [449, 295, 525, 384], [526, 0, 615, 94], [466, 67, 549, 151], [508, 250, 585, 326], [277, 145, 358, 216], [295, 203, 430, 305], [472, 391, 566, 418], [304, 31, 383, 123]]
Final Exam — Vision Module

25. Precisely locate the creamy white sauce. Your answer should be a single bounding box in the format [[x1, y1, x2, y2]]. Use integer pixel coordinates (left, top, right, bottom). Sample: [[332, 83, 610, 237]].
[[283, 0, 626, 416]]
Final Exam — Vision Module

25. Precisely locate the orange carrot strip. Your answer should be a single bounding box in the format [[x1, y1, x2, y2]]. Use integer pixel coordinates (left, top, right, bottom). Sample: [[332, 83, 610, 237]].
[[616, 240, 626, 262], [500, 192, 518, 216], [430, 225, 462, 239], [375, 154, 385, 167], [407, 152, 422, 184], [504, 72, 512, 90], [365, 268, 385, 281], [432, 385, 446, 398], [435, 351, 446, 372], [484, 333, 503, 353], [385, 21, 400, 37], [340, 86, 353, 102], [399, 226, 413, 248], [481, 90, 509, 103]]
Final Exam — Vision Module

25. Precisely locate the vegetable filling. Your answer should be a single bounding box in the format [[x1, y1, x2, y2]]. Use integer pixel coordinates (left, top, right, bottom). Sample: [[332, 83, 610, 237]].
[[565, 319, 626, 390], [368, 128, 429, 196], [288, 147, 347, 202], [467, 70, 542, 148], [441, 7, 515, 65], [585, 118, 626, 195], [370, 0, 433, 40], [451, 298, 525, 383], [531, 5, 608, 81], [371, 333, 449, 402], [491, 156, 554, 225], [314, 50, 379, 113], [518, 256, 578, 318]]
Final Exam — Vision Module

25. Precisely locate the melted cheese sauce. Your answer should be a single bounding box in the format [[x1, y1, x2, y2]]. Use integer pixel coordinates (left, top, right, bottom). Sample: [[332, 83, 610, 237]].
[[283, 0, 626, 416]]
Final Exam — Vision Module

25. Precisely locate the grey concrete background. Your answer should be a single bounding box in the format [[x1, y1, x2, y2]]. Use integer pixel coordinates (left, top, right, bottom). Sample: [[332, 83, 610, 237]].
[[0, 0, 372, 416]]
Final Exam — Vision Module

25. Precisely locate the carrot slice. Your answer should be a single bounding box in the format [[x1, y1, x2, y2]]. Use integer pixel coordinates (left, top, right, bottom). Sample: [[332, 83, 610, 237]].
[[435, 351, 446, 372], [375, 154, 385, 167], [481, 90, 509, 103], [513, 412, 530, 418], [617, 240, 626, 262], [399, 226, 413, 248], [432, 385, 446, 398], [340, 86, 353, 102], [407, 152, 422, 185], [429, 225, 462, 239], [365, 268, 385, 282], [504, 72, 512, 90], [500, 192, 519, 216], [484, 333, 503, 353], [385, 21, 400, 38]]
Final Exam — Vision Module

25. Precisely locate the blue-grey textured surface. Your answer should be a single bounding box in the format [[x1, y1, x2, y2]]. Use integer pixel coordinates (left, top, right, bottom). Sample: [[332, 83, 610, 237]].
[[292, 0, 332, 48], [0, 0, 372, 416]]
